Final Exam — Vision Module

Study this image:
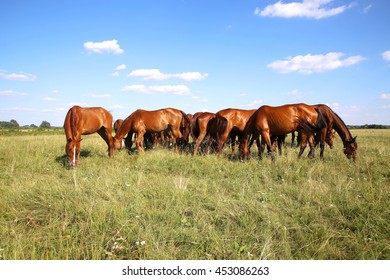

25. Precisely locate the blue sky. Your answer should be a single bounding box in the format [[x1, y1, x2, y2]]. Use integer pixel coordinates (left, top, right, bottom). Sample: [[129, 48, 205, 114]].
[[1, 0, 389, 126]]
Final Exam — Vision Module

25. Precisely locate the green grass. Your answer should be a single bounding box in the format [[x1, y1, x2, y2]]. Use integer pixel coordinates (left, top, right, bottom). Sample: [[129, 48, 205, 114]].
[[0, 130, 389, 259]]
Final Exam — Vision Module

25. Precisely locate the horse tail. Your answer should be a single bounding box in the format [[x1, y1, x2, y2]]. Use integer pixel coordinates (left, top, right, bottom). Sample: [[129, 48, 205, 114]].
[[216, 114, 228, 141], [193, 115, 200, 139], [298, 108, 326, 135]]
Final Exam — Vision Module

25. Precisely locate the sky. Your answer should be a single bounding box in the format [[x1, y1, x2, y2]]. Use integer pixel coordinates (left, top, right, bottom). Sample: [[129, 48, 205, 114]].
[[1, 0, 390, 127]]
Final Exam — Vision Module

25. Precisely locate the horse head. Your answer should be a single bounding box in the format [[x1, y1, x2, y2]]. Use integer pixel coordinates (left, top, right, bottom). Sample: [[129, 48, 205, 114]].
[[113, 137, 123, 150], [65, 138, 82, 167], [344, 136, 357, 161]]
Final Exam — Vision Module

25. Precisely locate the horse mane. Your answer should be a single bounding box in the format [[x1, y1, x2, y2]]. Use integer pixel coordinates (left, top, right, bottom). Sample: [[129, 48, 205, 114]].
[[320, 105, 353, 142], [70, 107, 77, 141]]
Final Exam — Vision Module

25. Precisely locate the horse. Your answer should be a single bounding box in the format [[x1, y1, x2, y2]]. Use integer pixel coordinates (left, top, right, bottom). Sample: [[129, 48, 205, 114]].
[[63, 106, 114, 167], [113, 119, 124, 133], [215, 108, 259, 156], [113, 108, 190, 153], [191, 112, 218, 155], [313, 104, 357, 161], [239, 103, 326, 160]]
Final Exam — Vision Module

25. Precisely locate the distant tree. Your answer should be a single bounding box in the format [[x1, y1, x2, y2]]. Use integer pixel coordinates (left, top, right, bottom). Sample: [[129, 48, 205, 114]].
[[0, 120, 19, 128], [10, 119, 19, 127], [39, 121, 51, 129], [30, 124, 38, 128]]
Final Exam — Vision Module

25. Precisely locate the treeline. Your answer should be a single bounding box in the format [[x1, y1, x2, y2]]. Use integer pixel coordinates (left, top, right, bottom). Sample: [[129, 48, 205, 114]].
[[0, 120, 53, 129], [348, 124, 390, 129]]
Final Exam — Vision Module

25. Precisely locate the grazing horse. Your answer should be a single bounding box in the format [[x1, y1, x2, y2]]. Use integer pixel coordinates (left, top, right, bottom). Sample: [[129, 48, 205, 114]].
[[113, 119, 124, 133], [63, 106, 114, 167], [313, 104, 357, 161], [113, 108, 190, 153], [192, 112, 218, 155], [215, 108, 258, 156], [239, 103, 325, 160]]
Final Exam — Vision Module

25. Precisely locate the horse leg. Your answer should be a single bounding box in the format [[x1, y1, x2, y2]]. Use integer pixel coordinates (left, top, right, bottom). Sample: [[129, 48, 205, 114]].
[[136, 131, 145, 153], [98, 127, 113, 157], [307, 135, 316, 159], [194, 130, 206, 155], [262, 130, 274, 161], [298, 133, 307, 159]]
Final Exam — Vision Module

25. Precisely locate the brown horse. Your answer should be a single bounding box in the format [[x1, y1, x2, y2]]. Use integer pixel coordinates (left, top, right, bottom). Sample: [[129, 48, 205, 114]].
[[113, 119, 124, 133], [239, 103, 325, 160], [313, 104, 357, 160], [113, 108, 190, 153], [192, 112, 218, 155], [215, 108, 258, 156], [63, 106, 114, 167]]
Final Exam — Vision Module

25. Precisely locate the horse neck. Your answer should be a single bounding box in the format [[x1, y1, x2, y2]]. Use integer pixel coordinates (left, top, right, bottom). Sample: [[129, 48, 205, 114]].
[[64, 108, 77, 141], [115, 117, 132, 140], [331, 112, 352, 145]]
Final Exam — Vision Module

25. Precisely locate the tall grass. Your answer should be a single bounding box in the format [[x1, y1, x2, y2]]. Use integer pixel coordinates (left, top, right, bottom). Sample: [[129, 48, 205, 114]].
[[0, 130, 389, 259]]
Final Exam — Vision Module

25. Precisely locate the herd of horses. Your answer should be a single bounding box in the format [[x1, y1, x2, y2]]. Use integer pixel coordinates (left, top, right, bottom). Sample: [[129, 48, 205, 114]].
[[63, 104, 358, 167]]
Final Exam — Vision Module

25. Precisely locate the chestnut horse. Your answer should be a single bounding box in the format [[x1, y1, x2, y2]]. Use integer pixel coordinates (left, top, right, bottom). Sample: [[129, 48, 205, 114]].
[[113, 108, 190, 153], [63, 106, 114, 167], [239, 103, 325, 160], [314, 104, 357, 160], [113, 119, 124, 133], [215, 108, 258, 156], [192, 112, 218, 155]]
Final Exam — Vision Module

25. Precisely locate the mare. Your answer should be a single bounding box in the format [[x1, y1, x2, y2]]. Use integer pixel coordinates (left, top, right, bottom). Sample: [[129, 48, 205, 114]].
[[63, 106, 114, 167], [113, 108, 190, 153], [314, 104, 357, 160], [239, 103, 325, 160], [215, 108, 259, 156], [191, 112, 218, 155]]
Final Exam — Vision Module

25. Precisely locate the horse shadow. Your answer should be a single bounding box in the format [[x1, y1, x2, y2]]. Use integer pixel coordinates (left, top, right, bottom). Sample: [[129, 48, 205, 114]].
[[55, 150, 92, 168]]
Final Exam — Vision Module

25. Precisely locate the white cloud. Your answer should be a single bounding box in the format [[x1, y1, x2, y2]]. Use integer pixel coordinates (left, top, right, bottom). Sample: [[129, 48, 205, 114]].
[[88, 94, 112, 98], [382, 50, 390, 62], [128, 68, 208, 81], [0, 107, 33, 112], [0, 90, 28, 97], [287, 89, 304, 99], [380, 94, 390, 100], [255, 0, 353, 19], [122, 84, 190, 95], [43, 97, 55, 101], [267, 52, 365, 74], [83, 39, 124, 55], [115, 64, 127, 70], [363, 4, 372, 14], [0, 71, 36, 81]]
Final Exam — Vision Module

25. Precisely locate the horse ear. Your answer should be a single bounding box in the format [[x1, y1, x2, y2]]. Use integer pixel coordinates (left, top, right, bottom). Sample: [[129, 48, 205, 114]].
[[352, 136, 357, 142]]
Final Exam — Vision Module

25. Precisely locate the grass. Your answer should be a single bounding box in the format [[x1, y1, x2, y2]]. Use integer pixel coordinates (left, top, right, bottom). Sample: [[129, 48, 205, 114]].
[[0, 129, 389, 259]]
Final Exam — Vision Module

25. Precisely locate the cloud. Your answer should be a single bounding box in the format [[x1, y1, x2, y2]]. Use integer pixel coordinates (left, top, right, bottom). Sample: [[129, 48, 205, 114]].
[[287, 89, 304, 99], [267, 52, 365, 74], [0, 71, 36, 81], [43, 97, 55, 101], [380, 94, 390, 100], [0, 107, 33, 112], [382, 50, 390, 62], [88, 94, 112, 98], [122, 84, 190, 95], [0, 90, 28, 97], [83, 39, 124, 55], [363, 4, 372, 14], [255, 0, 353, 19], [115, 64, 127, 70], [128, 69, 208, 81]]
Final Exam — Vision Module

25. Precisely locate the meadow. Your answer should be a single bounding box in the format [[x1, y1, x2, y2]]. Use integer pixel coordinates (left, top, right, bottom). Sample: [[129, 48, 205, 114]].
[[0, 129, 389, 260]]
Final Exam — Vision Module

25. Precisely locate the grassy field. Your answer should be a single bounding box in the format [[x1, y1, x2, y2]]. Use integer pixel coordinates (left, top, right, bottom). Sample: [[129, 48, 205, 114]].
[[0, 129, 389, 260]]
